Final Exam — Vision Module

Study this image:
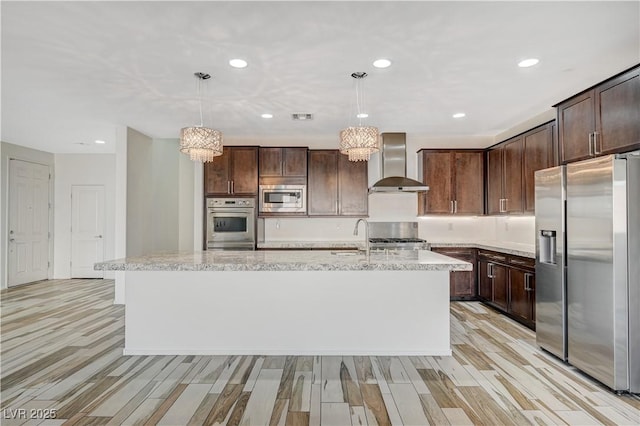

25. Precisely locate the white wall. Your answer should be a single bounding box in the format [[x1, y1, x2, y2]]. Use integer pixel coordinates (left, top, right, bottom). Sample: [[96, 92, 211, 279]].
[[53, 154, 116, 278], [126, 128, 154, 256], [150, 139, 179, 252], [0, 142, 55, 289], [126, 130, 194, 256]]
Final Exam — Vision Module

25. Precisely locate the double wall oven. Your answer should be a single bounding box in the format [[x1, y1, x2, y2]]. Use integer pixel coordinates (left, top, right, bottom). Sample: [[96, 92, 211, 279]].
[[206, 198, 256, 250]]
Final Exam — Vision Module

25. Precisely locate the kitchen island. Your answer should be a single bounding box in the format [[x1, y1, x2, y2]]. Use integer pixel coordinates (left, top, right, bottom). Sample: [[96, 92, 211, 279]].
[[95, 250, 470, 356]]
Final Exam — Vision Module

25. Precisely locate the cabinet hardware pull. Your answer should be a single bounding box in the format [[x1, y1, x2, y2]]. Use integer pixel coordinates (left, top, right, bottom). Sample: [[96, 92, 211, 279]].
[[450, 200, 454, 214], [488, 262, 494, 278], [227, 181, 231, 194], [524, 273, 532, 291], [231, 181, 235, 194], [593, 132, 600, 155], [511, 259, 529, 265], [454, 200, 458, 214], [588, 133, 594, 156]]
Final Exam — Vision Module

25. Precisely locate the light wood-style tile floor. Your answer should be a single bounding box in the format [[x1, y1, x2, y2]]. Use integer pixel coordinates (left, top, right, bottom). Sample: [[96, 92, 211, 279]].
[[1, 279, 639, 425]]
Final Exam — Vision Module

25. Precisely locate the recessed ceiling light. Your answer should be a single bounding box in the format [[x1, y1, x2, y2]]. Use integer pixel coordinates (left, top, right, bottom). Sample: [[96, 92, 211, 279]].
[[518, 58, 539, 68], [373, 59, 392, 68], [229, 59, 248, 69], [94, 140, 106, 144], [356, 113, 369, 118], [452, 113, 466, 119], [261, 113, 273, 119]]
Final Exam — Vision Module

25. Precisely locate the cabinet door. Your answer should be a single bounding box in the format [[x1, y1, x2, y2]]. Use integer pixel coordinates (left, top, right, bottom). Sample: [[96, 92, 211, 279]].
[[259, 147, 283, 177], [558, 91, 595, 163], [509, 268, 535, 323], [204, 149, 231, 195], [523, 124, 553, 213], [478, 260, 493, 301], [283, 148, 308, 177], [486, 148, 503, 215], [433, 248, 476, 299], [454, 152, 484, 215], [230, 147, 258, 195], [596, 68, 640, 155], [492, 263, 508, 310], [308, 151, 338, 215], [503, 138, 523, 214], [508, 268, 529, 321], [420, 151, 453, 214], [338, 154, 368, 216]]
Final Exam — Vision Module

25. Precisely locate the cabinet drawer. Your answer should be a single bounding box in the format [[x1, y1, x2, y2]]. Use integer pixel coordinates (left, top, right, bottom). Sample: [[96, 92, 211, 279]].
[[508, 256, 535, 270], [477, 250, 507, 263]]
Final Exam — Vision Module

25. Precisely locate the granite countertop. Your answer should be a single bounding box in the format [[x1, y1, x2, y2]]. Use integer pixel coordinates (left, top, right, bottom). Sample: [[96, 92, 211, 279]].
[[258, 240, 535, 258], [257, 241, 364, 250], [428, 240, 535, 258], [94, 250, 471, 272]]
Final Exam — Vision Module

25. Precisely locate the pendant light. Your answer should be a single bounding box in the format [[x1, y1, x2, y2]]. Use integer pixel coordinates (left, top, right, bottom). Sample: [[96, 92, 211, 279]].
[[179, 72, 223, 162], [339, 72, 380, 162]]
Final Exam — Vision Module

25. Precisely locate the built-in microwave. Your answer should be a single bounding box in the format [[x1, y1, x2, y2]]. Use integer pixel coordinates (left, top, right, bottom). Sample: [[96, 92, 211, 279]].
[[259, 184, 306, 213]]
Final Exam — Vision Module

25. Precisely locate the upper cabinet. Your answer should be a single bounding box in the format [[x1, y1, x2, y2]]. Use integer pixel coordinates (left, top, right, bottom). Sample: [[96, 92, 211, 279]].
[[417, 150, 484, 215], [486, 121, 554, 215], [523, 123, 554, 212], [259, 147, 308, 184], [558, 66, 640, 164], [204, 146, 259, 196], [307, 150, 368, 216]]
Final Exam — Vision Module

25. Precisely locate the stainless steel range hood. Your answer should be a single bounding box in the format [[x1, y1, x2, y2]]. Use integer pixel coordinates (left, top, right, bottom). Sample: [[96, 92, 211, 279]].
[[369, 133, 429, 193]]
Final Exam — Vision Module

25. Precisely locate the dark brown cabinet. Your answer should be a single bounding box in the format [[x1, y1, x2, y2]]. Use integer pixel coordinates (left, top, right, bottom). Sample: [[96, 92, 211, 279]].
[[417, 150, 484, 215], [502, 138, 524, 214], [486, 121, 554, 215], [487, 139, 523, 215], [431, 247, 477, 300], [558, 66, 640, 164], [523, 123, 554, 213], [259, 147, 307, 183], [204, 147, 258, 195], [509, 268, 535, 324], [307, 150, 367, 216], [486, 147, 503, 215], [477, 249, 536, 329], [479, 259, 508, 308]]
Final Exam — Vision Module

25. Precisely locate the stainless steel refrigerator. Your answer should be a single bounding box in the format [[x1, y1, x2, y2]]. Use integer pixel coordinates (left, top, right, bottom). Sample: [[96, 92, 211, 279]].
[[535, 153, 640, 393]]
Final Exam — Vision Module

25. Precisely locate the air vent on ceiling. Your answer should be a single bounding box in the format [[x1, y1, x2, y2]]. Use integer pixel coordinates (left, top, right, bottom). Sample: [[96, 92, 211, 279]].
[[291, 113, 313, 121]]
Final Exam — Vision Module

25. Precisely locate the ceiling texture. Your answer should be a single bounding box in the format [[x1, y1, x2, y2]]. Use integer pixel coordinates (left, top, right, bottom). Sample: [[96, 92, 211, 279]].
[[2, 1, 639, 154]]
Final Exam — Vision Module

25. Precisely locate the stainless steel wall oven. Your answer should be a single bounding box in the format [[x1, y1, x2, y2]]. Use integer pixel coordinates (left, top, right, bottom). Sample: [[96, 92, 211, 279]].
[[206, 198, 256, 250]]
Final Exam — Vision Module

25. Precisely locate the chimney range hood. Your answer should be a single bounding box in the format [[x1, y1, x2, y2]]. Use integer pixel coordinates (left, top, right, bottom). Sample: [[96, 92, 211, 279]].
[[369, 133, 429, 193]]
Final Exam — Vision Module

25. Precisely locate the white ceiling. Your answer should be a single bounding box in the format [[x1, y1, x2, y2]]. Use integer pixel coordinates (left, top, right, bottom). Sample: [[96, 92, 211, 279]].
[[2, 1, 639, 154]]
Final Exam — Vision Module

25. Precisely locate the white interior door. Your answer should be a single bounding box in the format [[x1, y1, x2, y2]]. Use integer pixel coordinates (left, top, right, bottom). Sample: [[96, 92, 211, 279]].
[[8, 160, 50, 287], [71, 185, 105, 278]]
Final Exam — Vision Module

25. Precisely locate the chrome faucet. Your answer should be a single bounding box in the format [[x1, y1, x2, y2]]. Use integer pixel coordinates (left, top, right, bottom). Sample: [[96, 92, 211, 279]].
[[353, 218, 370, 261]]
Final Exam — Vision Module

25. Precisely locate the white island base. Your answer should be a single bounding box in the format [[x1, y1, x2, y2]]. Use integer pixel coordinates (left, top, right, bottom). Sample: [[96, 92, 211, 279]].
[[124, 270, 451, 356]]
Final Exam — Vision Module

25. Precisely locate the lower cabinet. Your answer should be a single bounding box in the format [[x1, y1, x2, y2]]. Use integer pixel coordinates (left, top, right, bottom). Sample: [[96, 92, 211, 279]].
[[477, 250, 536, 329], [508, 267, 536, 324], [431, 247, 476, 300]]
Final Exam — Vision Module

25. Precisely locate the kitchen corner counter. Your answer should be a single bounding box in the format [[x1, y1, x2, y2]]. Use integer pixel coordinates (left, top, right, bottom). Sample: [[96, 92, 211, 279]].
[[95, 249, 471, 272], [429, 241, 535, 258]]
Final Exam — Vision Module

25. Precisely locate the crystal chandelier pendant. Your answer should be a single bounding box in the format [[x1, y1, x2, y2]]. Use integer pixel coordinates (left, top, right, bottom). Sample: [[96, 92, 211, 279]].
[[179, 72, 224, 163], [339, 72, 379, 162]]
